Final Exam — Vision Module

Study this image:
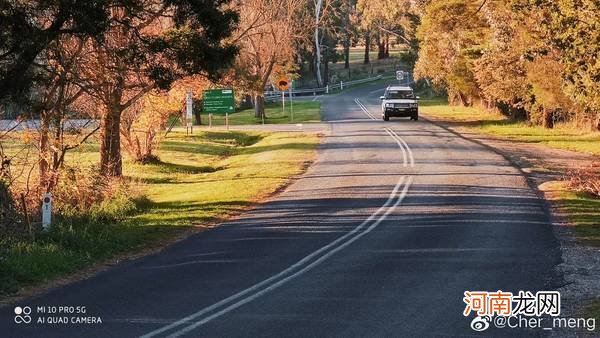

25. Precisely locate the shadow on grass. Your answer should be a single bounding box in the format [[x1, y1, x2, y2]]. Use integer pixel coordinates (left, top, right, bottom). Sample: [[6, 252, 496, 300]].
[[561, 192, 600, 247], [160, 140, 235, 156], [161, 131, 264, 156], [135, 200, 255, 226], [239, 142, 318, 155], [161, 138, 315, 157], [155, 161, 224, 174], [202, 131, 263, 146]]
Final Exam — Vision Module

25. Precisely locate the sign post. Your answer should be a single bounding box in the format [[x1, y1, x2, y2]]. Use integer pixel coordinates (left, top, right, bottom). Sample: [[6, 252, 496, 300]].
[[276, 76, 291, 116], [42, 193, 52, 231], [186, 90, 193, 134], [203, 89, 235, 130]]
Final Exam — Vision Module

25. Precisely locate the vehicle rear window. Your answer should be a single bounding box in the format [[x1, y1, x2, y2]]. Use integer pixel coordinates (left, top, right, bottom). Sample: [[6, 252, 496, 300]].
[[386, 90, 414, 99]]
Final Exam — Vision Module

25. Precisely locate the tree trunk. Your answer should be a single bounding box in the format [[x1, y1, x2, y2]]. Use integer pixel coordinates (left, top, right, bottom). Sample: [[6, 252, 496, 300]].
[[193, 110, 202, 125], [377, 33, 385, 60], [39, 115, 50, 190], [384, 34, 390, 58], [314, 0, 324, 87], [542, 109, 554, 129], [323, 56, 329, 86], [193, 100, 202, 126], [456, 92, 468, 106], [100, 105, 123, 177], [343, 37, 350, 69], [254, 94, 265, 119], [364, 33, 370, 64]]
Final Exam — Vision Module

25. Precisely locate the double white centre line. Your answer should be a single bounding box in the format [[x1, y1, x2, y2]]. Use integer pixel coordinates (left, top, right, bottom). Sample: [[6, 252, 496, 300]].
[[355, 97, 415, 168], [141, 96, 416, 337], [141, 176, 412, 338], [385, 128, 415, 168], [354, 98, 376, 120]]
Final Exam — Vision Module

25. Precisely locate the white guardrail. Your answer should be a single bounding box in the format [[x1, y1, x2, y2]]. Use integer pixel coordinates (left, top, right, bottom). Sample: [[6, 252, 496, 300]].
[[264, 75, 384, 101]]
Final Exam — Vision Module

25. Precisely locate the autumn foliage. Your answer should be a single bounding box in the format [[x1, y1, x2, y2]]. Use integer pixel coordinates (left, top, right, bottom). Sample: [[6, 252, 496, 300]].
[[414, 0, 600, 130]]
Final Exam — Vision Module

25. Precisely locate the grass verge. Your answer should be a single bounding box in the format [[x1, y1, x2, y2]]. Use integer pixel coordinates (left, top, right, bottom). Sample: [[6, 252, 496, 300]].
[[420, 98, 600, 155], [543, 181, 600, 247], [0, 130, 319, 297], [202, 101, 320, 126]]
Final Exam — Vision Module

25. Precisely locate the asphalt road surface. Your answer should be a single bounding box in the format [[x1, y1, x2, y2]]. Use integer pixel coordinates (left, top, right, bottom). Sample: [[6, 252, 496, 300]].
[[1, 82, 561, 337]]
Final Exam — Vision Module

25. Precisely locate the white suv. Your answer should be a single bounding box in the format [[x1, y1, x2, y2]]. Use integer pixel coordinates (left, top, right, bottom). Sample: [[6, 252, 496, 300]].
[[380, 86, 419, 121]]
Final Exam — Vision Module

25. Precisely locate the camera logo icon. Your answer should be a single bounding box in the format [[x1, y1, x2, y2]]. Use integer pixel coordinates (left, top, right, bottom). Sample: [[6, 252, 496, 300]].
[[14, 306, 32, 324]]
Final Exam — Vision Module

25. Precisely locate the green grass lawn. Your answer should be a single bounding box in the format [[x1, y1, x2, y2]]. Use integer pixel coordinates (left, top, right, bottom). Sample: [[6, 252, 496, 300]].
[[344, 46, 404, 63], [0, 130, 319, 297], [546, 182, 600, 323], [546, 181, 600, 247], [200, 101, 320, 126], [420, 98, 600, 155]]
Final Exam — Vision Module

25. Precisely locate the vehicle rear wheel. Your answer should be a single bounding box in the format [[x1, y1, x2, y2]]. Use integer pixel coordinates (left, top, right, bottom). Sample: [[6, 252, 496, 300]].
[[411, 115, 418, 121], [383, 115, 390, 121]]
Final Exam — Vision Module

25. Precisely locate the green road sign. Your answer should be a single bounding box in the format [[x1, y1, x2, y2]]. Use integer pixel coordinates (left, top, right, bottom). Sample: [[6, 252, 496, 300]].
[[203, 89, 235, 115]]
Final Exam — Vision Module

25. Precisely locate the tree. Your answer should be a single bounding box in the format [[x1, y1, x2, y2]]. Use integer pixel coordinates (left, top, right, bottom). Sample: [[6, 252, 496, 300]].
[[32, 36, 99, 193], [232, 0, 307, 118], [340, 0, 358, 70], [314, 0, 325, 87], [473, 1, 531, 116], [0, 0, 111, 100], [71, 1, 238, 176], [309, 0, 345, 85], [513, 0, 600, 130], [414, 0, 489, 106], [357, 0, 416, 60], [121, 91, 179, 163]]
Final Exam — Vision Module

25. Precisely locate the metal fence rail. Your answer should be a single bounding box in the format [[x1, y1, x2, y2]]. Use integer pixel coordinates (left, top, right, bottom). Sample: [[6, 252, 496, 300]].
[[265, 75, 384, 101]]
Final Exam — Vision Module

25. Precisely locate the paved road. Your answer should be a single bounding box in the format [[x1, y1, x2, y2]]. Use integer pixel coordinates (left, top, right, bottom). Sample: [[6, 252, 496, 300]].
[[1, 82, 561, 337]]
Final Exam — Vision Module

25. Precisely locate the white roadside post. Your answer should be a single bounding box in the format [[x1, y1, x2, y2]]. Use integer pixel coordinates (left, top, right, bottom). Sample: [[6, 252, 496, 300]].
[[42, 193, 52, 231], [186, 90, 193, 134], [340, 81, 344, 91]]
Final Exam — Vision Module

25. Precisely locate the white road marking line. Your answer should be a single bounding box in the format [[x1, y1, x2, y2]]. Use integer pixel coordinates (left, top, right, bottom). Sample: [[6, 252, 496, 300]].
[[354, 98, 368, 118], [387, 128, 415, 168], [385, 128, 408, 167], [354, 98, 376, 120], [312, 95, 322, 101], [360, 100, 376, 120], [142, 176, 409, 338], [165, 178, 413, 338], [354, 99, 414, 168]]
